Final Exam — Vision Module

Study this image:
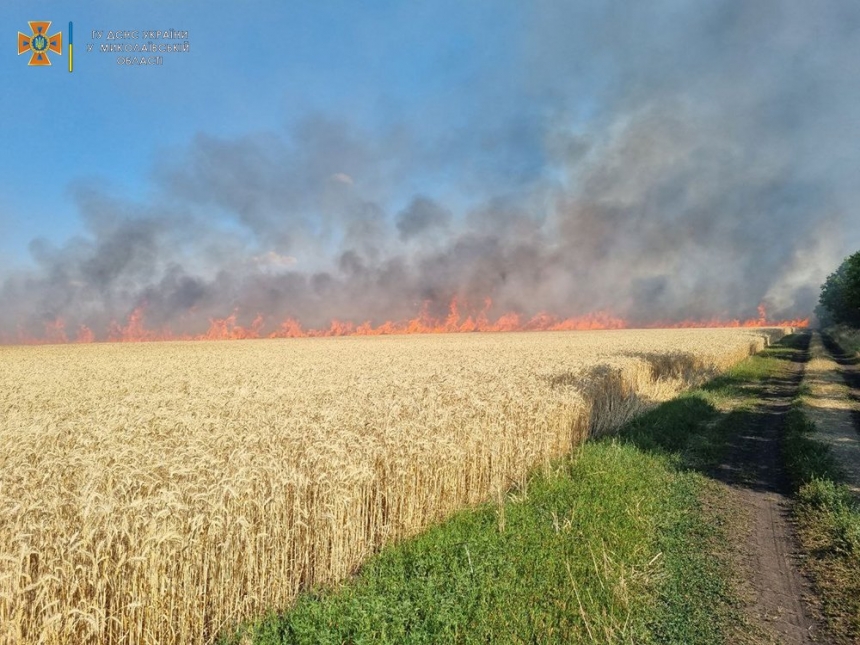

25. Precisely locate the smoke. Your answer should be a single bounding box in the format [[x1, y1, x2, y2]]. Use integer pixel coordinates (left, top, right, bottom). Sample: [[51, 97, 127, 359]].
[[396, 197, 452, 242], [2, 1, 859, 339]]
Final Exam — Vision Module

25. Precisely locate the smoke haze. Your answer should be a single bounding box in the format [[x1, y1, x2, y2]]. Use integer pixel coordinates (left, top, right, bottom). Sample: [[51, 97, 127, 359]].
[[2, 1, 859, 339]]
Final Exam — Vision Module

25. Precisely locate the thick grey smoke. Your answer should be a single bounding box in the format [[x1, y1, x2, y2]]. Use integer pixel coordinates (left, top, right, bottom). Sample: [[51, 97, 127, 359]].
[[396, 197, 452, 242], [2, 1, 859, 339]]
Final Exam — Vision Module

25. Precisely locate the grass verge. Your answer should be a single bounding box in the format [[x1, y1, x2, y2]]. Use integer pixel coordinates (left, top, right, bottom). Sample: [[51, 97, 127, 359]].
[[223, 338, 801, 645], [827, 325, 860, 357], [786, 384, 860, 641]]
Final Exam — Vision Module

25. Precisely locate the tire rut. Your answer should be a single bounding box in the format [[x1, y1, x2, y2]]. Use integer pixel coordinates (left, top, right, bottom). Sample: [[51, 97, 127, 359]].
[[804, 332, 860, 498], [714, 331, 818, 644], [820, 332, 860, 432]]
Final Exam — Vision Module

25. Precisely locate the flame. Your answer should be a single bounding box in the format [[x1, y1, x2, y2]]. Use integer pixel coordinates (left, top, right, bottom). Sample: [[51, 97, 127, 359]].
[[0, 299, 808, 345], [76, 325, 95, 344], [200, 312, 265, 340], [43, 319, 68, 344], [642, 303, 808, 330]]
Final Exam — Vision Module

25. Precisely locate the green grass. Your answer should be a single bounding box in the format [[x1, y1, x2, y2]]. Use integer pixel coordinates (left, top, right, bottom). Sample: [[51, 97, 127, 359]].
[[240, 444, 674, 645], [784, 400, 860, 642], [827, 325, 860, 356], [222, 338, 803, 645]]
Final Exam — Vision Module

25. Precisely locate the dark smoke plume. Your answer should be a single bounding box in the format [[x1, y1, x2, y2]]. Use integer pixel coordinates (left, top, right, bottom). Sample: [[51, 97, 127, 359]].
[[2, 1, 859, 339]]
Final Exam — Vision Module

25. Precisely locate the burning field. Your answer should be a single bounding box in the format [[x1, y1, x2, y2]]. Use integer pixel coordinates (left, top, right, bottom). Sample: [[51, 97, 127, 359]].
[[2, 299, 807, 345], [0, 327, 790, 644], [4, 1, 859, 642]]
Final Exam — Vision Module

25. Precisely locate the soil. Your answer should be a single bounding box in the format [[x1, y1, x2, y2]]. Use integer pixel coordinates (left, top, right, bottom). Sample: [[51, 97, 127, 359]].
[[713, 331, 819, 643]]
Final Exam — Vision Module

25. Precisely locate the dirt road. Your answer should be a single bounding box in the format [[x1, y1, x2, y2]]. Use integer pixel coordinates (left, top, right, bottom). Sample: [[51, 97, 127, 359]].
[[715, 332, 818, 643], [806, 332, 860, 497]]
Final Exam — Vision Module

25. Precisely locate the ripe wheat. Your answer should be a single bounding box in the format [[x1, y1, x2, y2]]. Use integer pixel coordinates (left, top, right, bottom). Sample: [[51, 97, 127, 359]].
[[0, 328, 789, 644]]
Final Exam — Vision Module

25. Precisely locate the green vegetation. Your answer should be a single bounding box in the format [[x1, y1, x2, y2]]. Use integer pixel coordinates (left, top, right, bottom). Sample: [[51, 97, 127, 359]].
[[240, 443, 679, 645], [786, 398, 860, 641], [830, 325, 860, 356], [224, 339, 801, 645], [817, 250, 860, 327]]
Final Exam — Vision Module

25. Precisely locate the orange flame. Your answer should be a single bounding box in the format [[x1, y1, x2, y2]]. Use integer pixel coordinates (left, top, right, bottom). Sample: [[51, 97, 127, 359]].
[[643, 303, 808, 330], [108, 307, 157, 342], [43, 319, 68, 344], [0, 299, 808, 345], [76, 325, 95, 344]]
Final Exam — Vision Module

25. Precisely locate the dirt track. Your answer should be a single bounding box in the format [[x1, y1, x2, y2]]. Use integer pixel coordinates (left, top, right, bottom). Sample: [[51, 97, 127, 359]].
[[803, 332, 860, 497], [715, 331, 818, 643]]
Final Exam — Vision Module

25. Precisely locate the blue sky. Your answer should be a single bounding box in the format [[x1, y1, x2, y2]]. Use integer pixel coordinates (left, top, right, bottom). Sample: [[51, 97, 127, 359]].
[[1, 1, 524, 264]]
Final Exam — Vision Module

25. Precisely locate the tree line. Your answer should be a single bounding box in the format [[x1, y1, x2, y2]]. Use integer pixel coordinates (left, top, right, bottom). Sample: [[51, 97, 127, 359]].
[[817, 250, 860, 328]]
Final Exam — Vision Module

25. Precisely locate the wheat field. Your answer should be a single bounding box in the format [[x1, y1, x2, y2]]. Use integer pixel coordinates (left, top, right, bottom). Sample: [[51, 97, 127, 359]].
[[0, 328, 789, 644]]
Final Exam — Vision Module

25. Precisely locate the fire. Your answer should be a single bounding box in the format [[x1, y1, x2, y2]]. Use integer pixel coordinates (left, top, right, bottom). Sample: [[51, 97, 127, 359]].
[[43, 319, 68, 344], [200, 312, 265, 341], [260, 298, 628, 339], [643, 303, 809, 330], [76, 325, 95, 344], [0, 299, 808, 345], [108, 307, 155, 343]]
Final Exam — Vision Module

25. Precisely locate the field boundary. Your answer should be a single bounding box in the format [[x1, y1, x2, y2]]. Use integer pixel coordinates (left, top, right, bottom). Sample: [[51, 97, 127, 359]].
[[786, 331, 860, 643], [225, 331, 810, 644]]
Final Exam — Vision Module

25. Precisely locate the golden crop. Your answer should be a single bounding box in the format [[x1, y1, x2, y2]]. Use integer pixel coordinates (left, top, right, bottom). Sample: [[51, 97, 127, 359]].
[[0, 328, 788, 644]]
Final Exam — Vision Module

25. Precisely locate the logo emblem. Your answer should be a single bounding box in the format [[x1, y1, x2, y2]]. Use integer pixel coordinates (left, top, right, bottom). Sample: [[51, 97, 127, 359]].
[[18, 21, 63, 66]]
